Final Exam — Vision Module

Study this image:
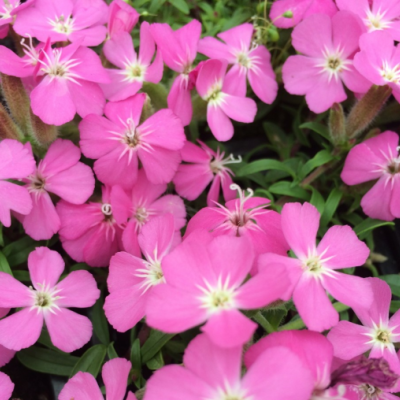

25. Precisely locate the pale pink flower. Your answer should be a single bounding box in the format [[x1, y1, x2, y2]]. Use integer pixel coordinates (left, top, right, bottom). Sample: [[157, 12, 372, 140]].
[[341, 131, 400, 221], [104, 214, 176, 332], [196, 59, 257, 141], [0, 308, 15, 368], [0, 0, 35, 39], [0, 139, 35, 227], [150, 20, 201, 126], [146, 231, 290, 348], [259, 202, 372, 332], [19, 139, 95, 240], [110, 170, 186, 257], [107, 0, 139, 39], [282, 11, 371, 114], [328, 278, 400, 375], [59, 358, 136, 400], [337, 0, 400, 41], [102, 22, 163, 101], [14, 0, 108, 46], [0, 372, 14, 400], [198, 23, 278, 104], [353, 31, 400, 105], [30, 40, 109, 125], [269, 0, 337, 29], [144, 333, 315, 400], [185, 186, 289, 260], [173, 140, 240, 206], [0, 247, 100, 352], [57, 185, 126, 267], [80, 93, 185, 188]]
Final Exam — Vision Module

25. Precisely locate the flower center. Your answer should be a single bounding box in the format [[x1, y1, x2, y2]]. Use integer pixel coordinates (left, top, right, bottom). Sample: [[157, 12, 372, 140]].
[[0, 0, 14, 19], [35, 291, 52, 307], [20, 36, 41, 66], [387, 160, 400, 174], [199, 276, 235, 313], [380, 61, 400, 84], [364, 9, 391, 31], [101, 203, 115, 222], [237, 53, 250, 69], [210, 153, 242, 175], [135, 257, 165, 294], [124, 63, 145, 82], [359, 384, 382, 400], [49, 14, 74, 35], [318, 47, 350, 82], [29, 174, 46, 191], [39, 49, 81, 82], [375, 329, 391, 344], [304, 256, 322, 273], [30, 283, 62, 312], [135, 207, 148, 224], [205, 80, 224, 104]]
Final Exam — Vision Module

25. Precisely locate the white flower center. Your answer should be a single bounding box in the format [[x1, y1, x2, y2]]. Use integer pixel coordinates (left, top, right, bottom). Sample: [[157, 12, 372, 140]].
[[135, 250, 165, 294], [39, 49, 82, 83], [30, 283, 62, 313], [380, 61, 400, 84], [211, 383, 249, 400], [49, 14, 74, 35], [236, 52, 251, 69], [20, 36, 41, 66], [317, 47, 351, 82], [102, 203, 113, 216], [364, 8, 391, 31], [198, 276, 236, 313], [364, 321, 400, 352], [122, 62, 146, 82], [210, 153, 242, 175], [27, 173, 46, 193], [205, 80, 224, 105], [300, 249, 336, 279], [0, 0, 14, 19], [359, 384, 382, 400]]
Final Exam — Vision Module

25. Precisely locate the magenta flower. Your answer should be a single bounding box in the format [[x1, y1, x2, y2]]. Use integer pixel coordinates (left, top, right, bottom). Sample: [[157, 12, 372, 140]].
[[104, 214, 177, 332], [14, 0, 108, 46], [0, 0, 35, 39], [173, 140, 239, 206], [150, 20, 201, 126], [260, 202, 372, 332], [196, 59, 257, 141], [102, 22, 163, 101], [19, 139, 95, 240], [269, 0, 337, 29], [282, 11, 371, 114], [57, 186, 126, 267], [110, 170, 186, 257], [146, 231, 290, 348], [144, 333, 315, 400], [354, 31, 400, 104], [59, 358, 136, 400], [341, 131, 400, 221], [328, 278, 400, 375], [0, 247, 100, 352], [0, 139, 35, 227], [185, 186, 289, 259], [80, 93, 185, 188], [198, 23, 278, 104], [107, 0, 139, 39], [30, 40, 109, 125], [337, 0, 400, 41], [0, 372, 14, 400]]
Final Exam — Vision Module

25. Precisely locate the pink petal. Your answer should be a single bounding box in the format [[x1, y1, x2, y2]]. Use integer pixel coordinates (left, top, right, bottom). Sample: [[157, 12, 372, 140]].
[[336, 0, 368, 15], [0, 372, 14, 400], [223, 64, 247, 97], [69, 25, 107, 47], [167, 75, 193, 126], [71, 47, 110, 84], [0, 308, 43, 351], [362, 131, 400, 165], [28, 247, 64, 290], [0, 45, 33, 77], [144, 49, 163, 84], [103, 358, 131, 400], [0, 140, 35, 180], [369, 345, 400, 375], [293, 275, 339, 332], [341, 64, 372, 94], [121, 220, 141, 257], [104, 31, 136, 69], [218, 23, 254, 52], [105, 93, 146, 126], [196, 59, 228, 99], [45, 308, 92, 352], [201, 309, 257, 348], [101, 69, 142, 102], [0, 272, 32, 308], [174, 164, 213, 201], [110, 185, 131, 225], [138, 21, 155, 65], [207, 104, 234, 142], [0, 345, 15, 368], [59, 372, 103, 400], [41, 139, 81, 175], [353, 51, 386, 86], [108, 252, 144, 292], [207, 174, 222, 206], [197, 37, 232, 61], [150, 195, 186, 230], [218, 171, 236, 204], [390, 177, 400, 218], [219, 93, 257, 123], [56, 270, 100, 308], [174, 20, 202, 66], [0, 181, 32, 227]]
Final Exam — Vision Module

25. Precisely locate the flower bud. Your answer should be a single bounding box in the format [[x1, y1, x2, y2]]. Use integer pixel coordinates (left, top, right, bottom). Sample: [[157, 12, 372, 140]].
[[29, 110, 58, 147], [267, 25, 279, 42], [328, 103, 346, 145], [0, 103, 23, 140]]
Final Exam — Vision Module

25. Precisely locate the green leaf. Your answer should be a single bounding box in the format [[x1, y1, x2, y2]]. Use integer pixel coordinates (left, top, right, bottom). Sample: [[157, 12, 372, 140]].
[[310, 188, 325, 215], [148, 0, 166, 13], [141, 330, 174, 364], [169, 0, 189, 14], [300, 122, 330, 140], [0, 223, 3, 247], [18, 346, 79, 377], [3, 236, 38, 267], [92, 297, 110, 345], [380, 275, 400, 298], [146, 351, 164, 370], [107, 342, 118, 359], [236, 159, 295, 178], [0, 251, 12, 276], [268, 181, 310, 201], [320, 188, 343, 227], [13, 270, 30, 282], [354, 218, 395, 238], [70, 344, 107, 378], [390, 300, 400, 314], [300, 150, 335, 179]]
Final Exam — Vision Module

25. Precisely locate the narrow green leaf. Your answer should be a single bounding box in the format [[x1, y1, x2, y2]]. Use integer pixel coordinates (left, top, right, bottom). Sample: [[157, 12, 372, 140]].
[[70, 344, 107, 378], [3, 236, 38, 267], [268, 181, 310, 201], [141, 330, 174, 364], [354, 218, 394, 238], [300, 122, 330, 140], [310, 188, 325, 215], [92, 297, 110, 345], [18, 346, 79, 377], [3, 236, 35, 257], [107, 342, 118, 359], [131, 338, 142, 388], [320, 188, 343, 227], [169, 0, 189, 14], [146, 351, 164, 370], [236, 159, 295, 178], [300, 150, 335, 179], [380, 275, 400, 298], [0, 251, 12, 276], [13, 270, 30, 282], [148, 0, 166, 13]]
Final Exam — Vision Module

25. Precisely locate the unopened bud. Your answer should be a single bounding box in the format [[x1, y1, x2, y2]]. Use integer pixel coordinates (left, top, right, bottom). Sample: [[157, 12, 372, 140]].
[[29, 110, 58, 147], [141, 82, 168, 111], [282, 10, 293, 18], [267, 25, 279, 42], [0, 103, 23, 140], [140, 94, 155, 123], [328, 103, 346, 145]]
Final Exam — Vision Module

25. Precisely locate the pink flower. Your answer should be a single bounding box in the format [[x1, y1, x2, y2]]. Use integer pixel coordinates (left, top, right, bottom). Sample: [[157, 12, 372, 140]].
[[0, 372, 14, 400], [173, 140, 239, 206], [0, 247, 100, 352], [196, 59, 257, 141], [146, 231, 290, 348], [14, 0, 108, 46], [269, 0, 337, 29], [102, 22, 163, 101], [337, 0, 400, 41], [282, 11, 372, 114], [0, 0, 35, 39], [18, 139, 95, 240], [198, 23, 278, 104], [110, 170, 186, 257], [59, 358, 136, 400], [107, 0, 139, 39], [260, 202, 372, 332], [144, 333, 315, 400], [341, 131, 400, 221], [328, 278, 400, 375], [57, 186, 126, 267], [30, 40, 109, 125], [104, 214, 177, 332], [150, 20, 201, 126], [185, 186, 289, 259], [80, 93, 185, 188], [353, 31, 400, 105], [0, 139, 35, 227]]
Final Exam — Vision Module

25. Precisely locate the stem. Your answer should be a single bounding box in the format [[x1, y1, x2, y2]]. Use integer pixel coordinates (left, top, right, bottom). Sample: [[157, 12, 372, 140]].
[[253, 311, 275, 334]]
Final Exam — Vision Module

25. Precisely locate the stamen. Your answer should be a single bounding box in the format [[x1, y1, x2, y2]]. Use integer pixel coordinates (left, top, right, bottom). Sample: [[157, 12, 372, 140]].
[[102, 203, 113, 216]]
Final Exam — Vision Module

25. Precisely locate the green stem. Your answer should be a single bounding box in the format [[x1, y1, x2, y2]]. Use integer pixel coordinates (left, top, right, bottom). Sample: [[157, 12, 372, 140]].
[[253, 311, 275, 334]]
